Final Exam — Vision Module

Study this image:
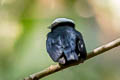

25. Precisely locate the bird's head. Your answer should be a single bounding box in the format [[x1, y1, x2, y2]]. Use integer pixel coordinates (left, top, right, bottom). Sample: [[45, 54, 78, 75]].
[[48, 18, 75, 30]]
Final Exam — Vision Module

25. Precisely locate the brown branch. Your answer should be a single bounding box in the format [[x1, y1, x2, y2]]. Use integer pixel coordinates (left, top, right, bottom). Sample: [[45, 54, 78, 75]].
[[24, 38, 120, 80]]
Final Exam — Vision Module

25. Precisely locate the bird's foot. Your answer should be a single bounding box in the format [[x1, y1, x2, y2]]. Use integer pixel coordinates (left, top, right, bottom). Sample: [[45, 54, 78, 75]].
[[80, 58, 85, 63]]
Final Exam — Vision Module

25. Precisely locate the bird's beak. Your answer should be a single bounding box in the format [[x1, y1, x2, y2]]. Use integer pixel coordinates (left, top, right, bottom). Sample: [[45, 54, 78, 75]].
[[48, 24, 54, 29], [48, 26, 51, 29]]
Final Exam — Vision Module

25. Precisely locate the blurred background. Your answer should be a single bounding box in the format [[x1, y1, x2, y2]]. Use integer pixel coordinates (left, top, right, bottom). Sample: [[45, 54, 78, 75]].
[[0, 0, 120, 80]]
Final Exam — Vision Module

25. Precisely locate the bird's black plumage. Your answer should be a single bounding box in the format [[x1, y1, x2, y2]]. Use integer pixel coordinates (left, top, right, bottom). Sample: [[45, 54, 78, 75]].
[[46, 18, 87, 64]]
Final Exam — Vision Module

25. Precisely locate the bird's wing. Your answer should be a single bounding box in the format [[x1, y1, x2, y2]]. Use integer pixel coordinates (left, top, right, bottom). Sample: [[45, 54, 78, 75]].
[[62, 31, 78, 61], [76, 31, 87, 59], [46, 33, 63, 62]]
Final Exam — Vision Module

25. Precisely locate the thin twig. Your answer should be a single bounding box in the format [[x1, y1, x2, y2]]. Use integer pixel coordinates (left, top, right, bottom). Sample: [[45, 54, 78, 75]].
[[24, 38, 120, 80]]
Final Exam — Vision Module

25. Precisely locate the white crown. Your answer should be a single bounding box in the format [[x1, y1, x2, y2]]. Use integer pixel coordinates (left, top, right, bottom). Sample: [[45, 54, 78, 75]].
[[52, 18, 74, 24]]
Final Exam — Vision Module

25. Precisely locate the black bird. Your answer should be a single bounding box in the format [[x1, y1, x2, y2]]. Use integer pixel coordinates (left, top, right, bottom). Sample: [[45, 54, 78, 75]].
[[46, 18, 87, 64]]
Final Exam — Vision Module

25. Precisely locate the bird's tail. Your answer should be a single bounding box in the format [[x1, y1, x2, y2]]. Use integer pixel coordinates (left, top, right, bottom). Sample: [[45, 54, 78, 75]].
[[64, 51, 78, 61]]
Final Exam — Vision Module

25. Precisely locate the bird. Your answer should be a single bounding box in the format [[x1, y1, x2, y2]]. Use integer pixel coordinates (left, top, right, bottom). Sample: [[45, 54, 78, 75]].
[[46, 18, 87, 64]]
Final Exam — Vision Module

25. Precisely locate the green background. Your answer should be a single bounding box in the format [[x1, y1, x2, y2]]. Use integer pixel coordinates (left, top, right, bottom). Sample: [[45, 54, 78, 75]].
[[0, 0, 120, 80]]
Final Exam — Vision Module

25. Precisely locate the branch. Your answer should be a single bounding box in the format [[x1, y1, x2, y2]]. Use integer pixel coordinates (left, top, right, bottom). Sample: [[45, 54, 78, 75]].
[[24, 38, 120, 80]]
